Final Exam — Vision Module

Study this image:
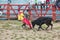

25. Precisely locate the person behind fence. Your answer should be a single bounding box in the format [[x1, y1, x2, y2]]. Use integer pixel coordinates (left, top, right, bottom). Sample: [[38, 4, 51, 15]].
[[28, 0, 35, 9], [46, 0, 50, 4], [46, 0, 50, 8], [19, 10, 32, 29], [56, 0, 60, 8], [40, 0, 46, 9], [34, 0, 38, 9]]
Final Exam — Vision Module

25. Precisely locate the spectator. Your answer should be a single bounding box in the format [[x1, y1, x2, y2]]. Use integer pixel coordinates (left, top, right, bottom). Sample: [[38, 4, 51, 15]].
[[46, 0, 50, 9], [34, 0, 38, 9], [28, 0, 35, 9], [40, 0, 46, 9], [46, 0, 50, 4], [8, 0, 11, 3], [56, 0, 60, 8]]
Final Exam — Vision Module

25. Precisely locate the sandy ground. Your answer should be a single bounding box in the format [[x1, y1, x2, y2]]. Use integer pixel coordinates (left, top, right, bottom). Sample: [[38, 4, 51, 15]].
[[0, 20, 60, 40]]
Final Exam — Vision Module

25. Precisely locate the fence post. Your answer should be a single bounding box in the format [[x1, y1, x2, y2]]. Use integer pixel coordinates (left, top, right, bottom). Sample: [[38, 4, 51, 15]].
[[40, 7, 42, 17], [52, 4, 56, 21], [6, 3, 10, 20]]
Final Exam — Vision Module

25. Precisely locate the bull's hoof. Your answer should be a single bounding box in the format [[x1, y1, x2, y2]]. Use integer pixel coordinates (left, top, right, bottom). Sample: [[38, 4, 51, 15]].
[[37, 30, 39, 31], [42, 29, 44, 30], [37, 29, 40, 31]]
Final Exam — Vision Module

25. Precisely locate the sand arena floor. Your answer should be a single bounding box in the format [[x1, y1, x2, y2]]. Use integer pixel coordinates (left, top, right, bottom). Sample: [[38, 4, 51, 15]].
[[0, 20, 60, 40]]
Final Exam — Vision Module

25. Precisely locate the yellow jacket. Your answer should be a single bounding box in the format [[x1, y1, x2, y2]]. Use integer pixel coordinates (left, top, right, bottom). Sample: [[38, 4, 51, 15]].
[[18, 13, 24, 20]]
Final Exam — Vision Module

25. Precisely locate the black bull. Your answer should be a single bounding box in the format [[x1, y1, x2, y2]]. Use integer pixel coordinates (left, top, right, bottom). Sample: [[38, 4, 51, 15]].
[[31, 17, 53, 31]]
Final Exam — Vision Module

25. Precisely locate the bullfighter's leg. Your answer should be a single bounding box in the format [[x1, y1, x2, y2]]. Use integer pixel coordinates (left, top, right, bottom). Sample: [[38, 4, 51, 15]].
[[22, 23, 26, 28]]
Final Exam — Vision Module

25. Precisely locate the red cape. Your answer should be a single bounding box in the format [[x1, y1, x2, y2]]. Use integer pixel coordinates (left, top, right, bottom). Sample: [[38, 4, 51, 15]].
[[22, 18, 32, 28]]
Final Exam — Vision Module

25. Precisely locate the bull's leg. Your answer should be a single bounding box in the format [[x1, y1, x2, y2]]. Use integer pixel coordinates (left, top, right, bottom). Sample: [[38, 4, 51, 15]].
[[40, 26, 44, 30], [32, 24, 35, 28], [38, 25, 44, 31], [46, 23, 53, 30], [46, 24, 49, 30], [50, 23, 53, 30], [37, 26, 41, 31]]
